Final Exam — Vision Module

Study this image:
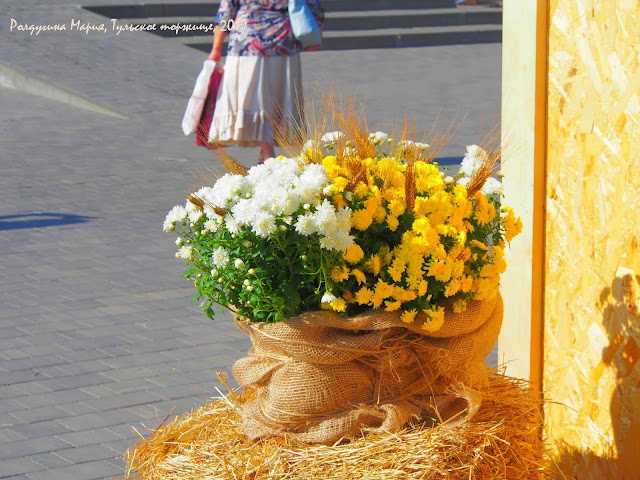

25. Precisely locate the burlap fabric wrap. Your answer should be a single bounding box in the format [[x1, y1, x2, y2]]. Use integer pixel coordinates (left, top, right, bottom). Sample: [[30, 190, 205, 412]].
[[232, 293, 503, 444]]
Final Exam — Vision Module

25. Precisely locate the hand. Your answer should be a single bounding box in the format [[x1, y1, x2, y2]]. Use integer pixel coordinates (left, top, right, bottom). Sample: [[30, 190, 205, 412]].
[[208, 47, 222, 62]]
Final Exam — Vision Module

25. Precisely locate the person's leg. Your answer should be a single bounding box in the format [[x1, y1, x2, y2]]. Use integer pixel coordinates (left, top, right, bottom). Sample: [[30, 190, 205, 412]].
[[259, 142, 275, 163]]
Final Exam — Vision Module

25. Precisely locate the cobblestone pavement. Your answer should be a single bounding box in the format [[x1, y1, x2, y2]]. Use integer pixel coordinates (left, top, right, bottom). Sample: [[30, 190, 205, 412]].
[[0, 2, 501, 478]]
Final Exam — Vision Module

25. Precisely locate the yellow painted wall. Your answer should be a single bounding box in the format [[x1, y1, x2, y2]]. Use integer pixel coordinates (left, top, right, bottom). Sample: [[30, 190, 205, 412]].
[[545, 0, 640, 477], [499, 0, 547, 388]]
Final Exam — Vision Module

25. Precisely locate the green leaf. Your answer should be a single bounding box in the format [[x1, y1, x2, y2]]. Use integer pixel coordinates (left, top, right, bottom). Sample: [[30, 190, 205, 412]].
[[181, 269, 197, 278]]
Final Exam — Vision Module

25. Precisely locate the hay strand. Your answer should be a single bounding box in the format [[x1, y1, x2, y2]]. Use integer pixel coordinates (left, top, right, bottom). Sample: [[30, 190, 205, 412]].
[[124, 373, 552, 480]]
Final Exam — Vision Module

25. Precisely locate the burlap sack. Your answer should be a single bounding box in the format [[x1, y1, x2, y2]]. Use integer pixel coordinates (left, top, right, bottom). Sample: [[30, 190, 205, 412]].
[[232, 293, 503, 444]]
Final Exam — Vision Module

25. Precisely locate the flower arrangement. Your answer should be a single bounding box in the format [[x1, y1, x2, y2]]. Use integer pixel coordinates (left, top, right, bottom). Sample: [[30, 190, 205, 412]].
[[164, 129, 522, 330]]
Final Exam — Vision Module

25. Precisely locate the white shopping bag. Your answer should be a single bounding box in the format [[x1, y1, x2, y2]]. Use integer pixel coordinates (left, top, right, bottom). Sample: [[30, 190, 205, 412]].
[[181, 59, 218, 135]]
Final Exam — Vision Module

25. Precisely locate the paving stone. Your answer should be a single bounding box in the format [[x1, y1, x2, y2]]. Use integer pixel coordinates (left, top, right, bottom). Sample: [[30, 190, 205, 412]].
[[54, 428, 125, 449], [0, 435, 74, 461], [10, 388, 96, 410], [0, 458, 43, 477], [54, 444, 121, 464], [24, 459, 124, 480], [9, 420, 74, 440], [7, 405, 69, 424], [0, 427, 27, 443], [56, 410, 148, 432], [27, 452, 74, 469]]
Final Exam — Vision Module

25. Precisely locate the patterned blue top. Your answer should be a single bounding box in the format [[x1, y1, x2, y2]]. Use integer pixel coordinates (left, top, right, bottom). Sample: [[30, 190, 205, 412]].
[[215, 0, 324, 56]]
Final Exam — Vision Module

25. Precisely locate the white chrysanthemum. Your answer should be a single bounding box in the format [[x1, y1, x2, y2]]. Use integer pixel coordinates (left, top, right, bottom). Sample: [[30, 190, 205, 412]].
[[203, 204, 222, 221], [321, 131, 345, 144], [169, 205, 188, 221], [212, 246, 229, 267], [234, 259, 245, 269], [252, 211, 276, 238], [302, 139, 320, 154], [369, 131, 389, 145], [224, 214, 240, 234], [398, 140, 429, 152], [297, 163, 328, 191], [164, 205, 188, 231], [321, 293, 337, 304], [458, 145, 488, 177], [311, 199, 337, 231], [279, 193, 299, 216], [331, 230, 354, 251], [294, 212, 316, 235], [176, 245, 192, 260], [175, 238, 183, 247], [185, 203, 203, 223], [231, 198, 256, 226], [336, 206, 352, 231], [481, 176, 503, 196], [202, 219, 219, 233], [210, 174, 249, 209], [343, 146, 357, 157]]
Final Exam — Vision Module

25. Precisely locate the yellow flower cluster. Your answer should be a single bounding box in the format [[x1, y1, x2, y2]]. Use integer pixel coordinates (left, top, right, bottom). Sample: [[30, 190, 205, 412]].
[[318, 143, 521, 333]]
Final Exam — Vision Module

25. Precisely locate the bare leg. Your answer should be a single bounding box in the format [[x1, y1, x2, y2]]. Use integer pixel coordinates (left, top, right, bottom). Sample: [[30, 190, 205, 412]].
[[259, 142, 275, 164]]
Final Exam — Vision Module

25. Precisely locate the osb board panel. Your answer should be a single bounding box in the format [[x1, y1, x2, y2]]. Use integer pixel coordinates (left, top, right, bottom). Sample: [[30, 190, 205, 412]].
[[545, 0, 640, 478]]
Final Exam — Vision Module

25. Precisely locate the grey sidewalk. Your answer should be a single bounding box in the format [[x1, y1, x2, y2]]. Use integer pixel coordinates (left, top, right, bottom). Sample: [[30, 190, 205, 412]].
[[0, 2, 501, 479]]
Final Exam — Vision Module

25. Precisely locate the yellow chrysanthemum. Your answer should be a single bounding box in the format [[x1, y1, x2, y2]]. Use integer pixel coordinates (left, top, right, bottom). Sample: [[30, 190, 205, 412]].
[[330, 265, 350, 282], [460, 275, 473, 292], [378, 245, 393, 266], [330, 298, 347, 312], [470, 239, 489, 251], [386, 214, 399, 232], [387, 258, 405, 282], [401, 309, 418, 324], [384, 300, 402, 311], [421, 306, 445, 332], [364, 255, 381, 275], [372, 279, 394, 308], [351, 268, 367, 285], [355, 287, 374, 305], [418, 280, 428, 297], [444, 280, 460, 297], [333, 194, 347, 208], [502, 206, 523, 242], [354, 182, 370, 199], [344, 244, 364, 264], [332, 176, 348, 193], [373, 206, 386, 223], [473, 191, 496, 225], [388, 199, 405, 218], [352, 208, 374, 231], [427, 260, 453, 283], [365, 196, 379, 214], [453, 298, 468, 313], [393, 286, 416, 302]]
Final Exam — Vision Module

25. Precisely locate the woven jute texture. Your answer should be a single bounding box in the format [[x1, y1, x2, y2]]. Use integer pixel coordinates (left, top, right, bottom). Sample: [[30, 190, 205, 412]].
[[233, 293, 503, 444]]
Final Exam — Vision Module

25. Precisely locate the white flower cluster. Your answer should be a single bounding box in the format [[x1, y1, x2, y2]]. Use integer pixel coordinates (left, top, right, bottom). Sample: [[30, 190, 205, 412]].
[[321, 131, 345, 145], [369, 131, 389, 145], [457, 145, 503, 196], [163, 205, 187, 232], [398, 139, 430, 151], [164, 157, 354, 252]]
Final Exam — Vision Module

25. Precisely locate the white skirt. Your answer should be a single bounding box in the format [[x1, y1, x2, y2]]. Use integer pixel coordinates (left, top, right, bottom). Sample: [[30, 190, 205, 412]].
[[208, 54, 304, 146]]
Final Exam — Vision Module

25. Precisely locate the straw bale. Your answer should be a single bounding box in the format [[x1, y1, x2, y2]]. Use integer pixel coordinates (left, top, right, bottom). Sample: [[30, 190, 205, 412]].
[[124, 373, 552, 480], [546, 0, 640, 477]]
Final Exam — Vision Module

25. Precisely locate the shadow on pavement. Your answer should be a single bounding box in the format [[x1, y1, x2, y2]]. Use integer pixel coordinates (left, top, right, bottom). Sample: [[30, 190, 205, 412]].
[[0, 213, 95, 230]]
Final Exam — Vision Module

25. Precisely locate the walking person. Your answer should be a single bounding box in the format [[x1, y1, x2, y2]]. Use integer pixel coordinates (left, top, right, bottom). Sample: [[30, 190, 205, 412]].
[[207, 0, 324, 163]]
